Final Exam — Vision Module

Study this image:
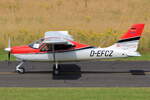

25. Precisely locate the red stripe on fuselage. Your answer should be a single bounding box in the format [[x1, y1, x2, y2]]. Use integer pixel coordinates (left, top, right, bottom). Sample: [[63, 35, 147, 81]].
[[11, 45, 40, 54], [11, 41, 90, 54]]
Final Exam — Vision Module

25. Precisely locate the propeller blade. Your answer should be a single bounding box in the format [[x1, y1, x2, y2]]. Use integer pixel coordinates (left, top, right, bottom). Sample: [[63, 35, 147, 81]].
[[6, 38, 11, 65], [8, 37, 11, 48], [8, 52, 10, 61], [7, 51, 11, 65]]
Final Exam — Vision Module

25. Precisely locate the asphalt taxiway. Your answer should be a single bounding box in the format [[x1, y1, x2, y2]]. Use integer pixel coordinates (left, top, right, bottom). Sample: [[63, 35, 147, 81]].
[[0, 61, 150, 87]]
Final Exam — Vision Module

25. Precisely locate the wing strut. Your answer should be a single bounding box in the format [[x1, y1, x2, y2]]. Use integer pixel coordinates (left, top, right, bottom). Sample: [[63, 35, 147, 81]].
[[52, 44, 59, 71], [52, 44, 56, 66]]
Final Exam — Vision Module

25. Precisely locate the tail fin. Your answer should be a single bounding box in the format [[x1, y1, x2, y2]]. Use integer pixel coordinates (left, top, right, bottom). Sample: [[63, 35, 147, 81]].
[[109, 24, 145, 52]]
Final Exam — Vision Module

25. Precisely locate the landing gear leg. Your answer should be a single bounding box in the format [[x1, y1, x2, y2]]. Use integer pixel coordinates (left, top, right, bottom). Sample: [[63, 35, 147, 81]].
[[53, 62, 60, 75], [51, 44, 61, 75], [16, 61, 25, 74]]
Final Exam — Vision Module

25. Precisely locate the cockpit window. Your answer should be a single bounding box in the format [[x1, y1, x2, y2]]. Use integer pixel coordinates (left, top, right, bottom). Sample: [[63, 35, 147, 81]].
[[40, 43, 74, 52], [28, 38, 44, 49], [40, 44, 52, 51], [29, 37, 75, 50]]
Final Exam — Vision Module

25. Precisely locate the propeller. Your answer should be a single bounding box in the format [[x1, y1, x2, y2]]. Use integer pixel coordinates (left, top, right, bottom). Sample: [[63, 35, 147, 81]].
[[4, 38, 11, 63]]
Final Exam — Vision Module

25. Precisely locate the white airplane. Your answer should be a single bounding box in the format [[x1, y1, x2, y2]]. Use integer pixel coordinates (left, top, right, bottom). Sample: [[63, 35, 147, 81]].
[[4, 24, 145, 75]]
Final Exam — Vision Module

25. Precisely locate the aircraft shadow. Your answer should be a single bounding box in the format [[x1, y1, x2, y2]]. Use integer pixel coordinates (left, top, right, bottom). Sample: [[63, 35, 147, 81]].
[[52, 64, 81, 80], [82, 70, 146, 75], [25, 67, 146, 80], [130, 70, 146, 75], [25, 64, 81, 80]]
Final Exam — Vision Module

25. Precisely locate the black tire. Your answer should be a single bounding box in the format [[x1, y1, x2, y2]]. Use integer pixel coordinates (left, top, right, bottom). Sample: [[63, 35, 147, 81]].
[[53, 69, 59, 75], [53, 64, 60, 75]]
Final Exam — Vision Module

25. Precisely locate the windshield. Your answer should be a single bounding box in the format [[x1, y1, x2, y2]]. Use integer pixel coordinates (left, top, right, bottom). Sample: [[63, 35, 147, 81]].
[[28, 38, 44, 49]]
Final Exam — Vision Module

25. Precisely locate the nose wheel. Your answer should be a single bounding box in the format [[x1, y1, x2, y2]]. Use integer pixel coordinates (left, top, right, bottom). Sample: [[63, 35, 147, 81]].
[[16, 61, 25, 74], [16, 67, 25, 74]]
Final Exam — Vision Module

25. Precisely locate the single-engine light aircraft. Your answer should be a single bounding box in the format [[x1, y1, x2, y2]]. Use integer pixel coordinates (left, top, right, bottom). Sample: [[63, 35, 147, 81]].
[[4, 24, 145, 75]]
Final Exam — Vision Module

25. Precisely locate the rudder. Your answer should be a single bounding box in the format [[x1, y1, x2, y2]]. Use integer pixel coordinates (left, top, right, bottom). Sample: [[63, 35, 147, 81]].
[[109, 24, 145, 52]]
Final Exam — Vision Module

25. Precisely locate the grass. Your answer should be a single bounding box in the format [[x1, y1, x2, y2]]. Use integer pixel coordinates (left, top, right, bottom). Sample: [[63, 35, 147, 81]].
[[0, 88, 150, 100], [0, 0, 150, 52]]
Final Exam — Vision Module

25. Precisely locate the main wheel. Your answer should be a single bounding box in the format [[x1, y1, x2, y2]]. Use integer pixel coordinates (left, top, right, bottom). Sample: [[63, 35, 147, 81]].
[[16, 67, 25, 74], [53, 64, 60, 75], [53, 69, 59, 75]]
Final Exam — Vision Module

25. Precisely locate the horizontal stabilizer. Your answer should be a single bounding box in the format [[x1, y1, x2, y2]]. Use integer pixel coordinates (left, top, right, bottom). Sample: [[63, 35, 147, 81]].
[[127, 52, 141, 57]]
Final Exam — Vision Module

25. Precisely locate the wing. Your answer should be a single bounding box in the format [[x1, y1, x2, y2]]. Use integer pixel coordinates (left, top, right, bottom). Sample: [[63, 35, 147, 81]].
[[43, 37, 70, 44], [44, 31, 74, 41], [43, 31, 74, 47]]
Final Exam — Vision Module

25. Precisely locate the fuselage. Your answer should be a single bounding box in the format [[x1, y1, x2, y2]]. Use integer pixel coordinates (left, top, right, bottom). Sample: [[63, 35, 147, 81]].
[[12, 46, 128, 62]]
